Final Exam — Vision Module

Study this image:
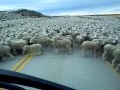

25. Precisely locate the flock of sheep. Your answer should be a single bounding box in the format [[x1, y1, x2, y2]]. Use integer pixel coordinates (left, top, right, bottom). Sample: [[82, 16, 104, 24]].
[[0, 15, 120, 73]]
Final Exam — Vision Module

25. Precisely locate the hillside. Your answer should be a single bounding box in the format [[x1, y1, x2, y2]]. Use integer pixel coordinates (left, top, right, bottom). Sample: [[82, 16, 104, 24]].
[[13, 9, 45, 18], [0, 9, 46, 21]]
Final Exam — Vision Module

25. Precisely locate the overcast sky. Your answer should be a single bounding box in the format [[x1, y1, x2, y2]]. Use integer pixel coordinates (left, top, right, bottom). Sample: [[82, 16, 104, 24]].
[[0, 0, 120, 15]]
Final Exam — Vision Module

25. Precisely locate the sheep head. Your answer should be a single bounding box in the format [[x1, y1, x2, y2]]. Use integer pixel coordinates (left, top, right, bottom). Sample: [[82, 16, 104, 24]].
[[22, 45, 29, 54]]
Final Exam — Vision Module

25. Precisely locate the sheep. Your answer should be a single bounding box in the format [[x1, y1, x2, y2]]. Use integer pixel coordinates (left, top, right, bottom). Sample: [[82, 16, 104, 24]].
[[100, 36, 117, 45], [21, 36, 32, 44], [62, 30, 79, 39], [52, 37, 72, 55], [70, 31, 79, 39], [58, 35, 74, 48], [30, 36, 36, 44], [0, 45, 14, 60], [21, 32, 30, 37], [5, 38, 28, 55], [103, 44, 120, 61], [22, 44, 42, 56], [30, 36, 52, 50], [81, 39, 102, 58], [112, 49, 120, 69], [74, 35, 85, 47], [83, 33, 93, 41]]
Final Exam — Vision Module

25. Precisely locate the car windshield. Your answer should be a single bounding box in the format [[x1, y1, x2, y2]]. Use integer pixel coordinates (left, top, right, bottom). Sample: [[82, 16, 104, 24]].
[[0, 0, 120, 90]]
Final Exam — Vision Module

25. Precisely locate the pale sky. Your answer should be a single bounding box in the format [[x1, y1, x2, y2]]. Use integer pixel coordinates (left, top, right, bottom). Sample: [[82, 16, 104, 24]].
[[0, 0, 120, 15]]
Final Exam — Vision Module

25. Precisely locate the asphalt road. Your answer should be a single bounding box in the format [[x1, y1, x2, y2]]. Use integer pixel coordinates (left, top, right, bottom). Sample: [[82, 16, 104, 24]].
[[0, 48, 120, 90]]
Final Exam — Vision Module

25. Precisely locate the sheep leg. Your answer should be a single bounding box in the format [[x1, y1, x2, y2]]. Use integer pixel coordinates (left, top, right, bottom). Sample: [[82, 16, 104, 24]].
[[10, 54, 14, 59], [73, 40, 77, 47], [115, 64, 120, 72], [22, 50, 25, 55], [68, 47, 72, 55], [54, 48, 56, 53], [82, 49, 86, 58], [103, 53, 106, 61], [112, 59, 118, 68], [92, 49, 94, 54], [74, 39, 76, 46], [13, 49, 18, 55], [13, 49, 15, 54], [36, 51, 41, 56], [1, 57, 5, 61], [94, 50, 97, 58], [47, 46, 50, 51], [78, 42, 80, 47], [54, 47, 58, 55], [0, 55, 4, 61], [71, 42, 74, 49]]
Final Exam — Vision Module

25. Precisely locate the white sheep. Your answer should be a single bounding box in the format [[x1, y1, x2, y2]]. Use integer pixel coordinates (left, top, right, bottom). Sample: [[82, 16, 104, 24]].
[[0, 45, 14, 60], [102, 44, 120, 61], [52, 37, 72, 55], [81, 39, 102, 58], [21, 32, 30, 37], [74, 35, 85, 47], [30, 36, 52, 50], [22, 44, 42, 56], [100, 36, 117, 45], [70, 31, 79, 39], [112, 49, 120, 69], [58, 35, 74, 48], [30, 37, 36, 44], [21, 36, 32, 44]]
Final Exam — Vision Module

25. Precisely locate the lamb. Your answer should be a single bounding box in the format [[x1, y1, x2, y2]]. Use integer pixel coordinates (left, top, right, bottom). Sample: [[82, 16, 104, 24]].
[[112, 49, 120, 67], [5, 38, 28, 54], [22, 44, 42, 56], [81, 39, 102, 58], [52, 37, 72, 55], [0, 45, 14, 60]]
